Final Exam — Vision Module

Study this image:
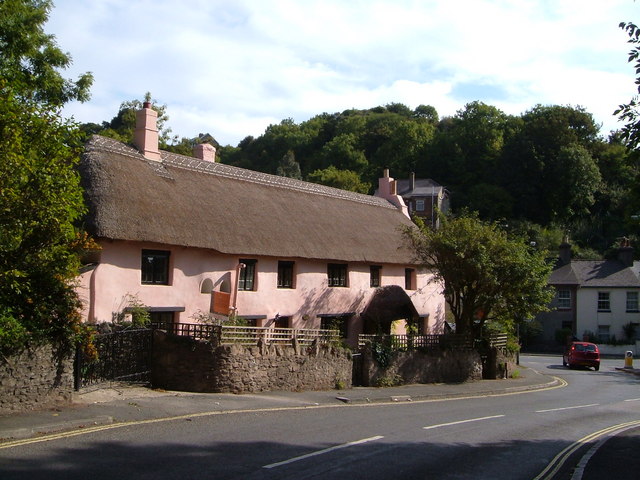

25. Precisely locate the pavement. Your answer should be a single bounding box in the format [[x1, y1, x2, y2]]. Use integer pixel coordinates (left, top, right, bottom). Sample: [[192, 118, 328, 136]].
[[1, 365, 640, 479]]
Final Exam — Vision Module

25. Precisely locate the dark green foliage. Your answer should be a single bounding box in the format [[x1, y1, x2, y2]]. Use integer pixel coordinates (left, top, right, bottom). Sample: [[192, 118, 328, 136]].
[[615, 22, 640, 150], [403, 213, 554, 341], [0, 0, 94, 353], [0, 0, 93, 106]]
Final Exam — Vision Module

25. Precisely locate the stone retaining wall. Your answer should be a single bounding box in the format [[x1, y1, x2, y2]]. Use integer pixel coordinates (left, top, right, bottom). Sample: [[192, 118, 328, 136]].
[[360, 346, 483, 387], [0, 343, 74, 414], [151, 330, 352, 393]]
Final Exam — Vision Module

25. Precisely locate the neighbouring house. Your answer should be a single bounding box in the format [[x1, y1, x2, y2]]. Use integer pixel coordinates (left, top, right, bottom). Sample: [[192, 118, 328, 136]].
[[376, 172, 448, 228], [77, 103, 446, 347], [535, 239, 640, 348]]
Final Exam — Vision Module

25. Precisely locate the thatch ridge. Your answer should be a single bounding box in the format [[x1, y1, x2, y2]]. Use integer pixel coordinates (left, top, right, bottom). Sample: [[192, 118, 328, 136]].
[[81, 135, 417, 265]]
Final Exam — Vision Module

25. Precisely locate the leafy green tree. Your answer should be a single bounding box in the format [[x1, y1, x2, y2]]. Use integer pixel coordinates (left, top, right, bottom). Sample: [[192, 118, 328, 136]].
[[0, 89, 90, 352], [0, 0, 93, 106], [501, 105, 601, 224], [307, 166, 371, 193], [413, 104, 439, 123], [403, 213, 553, 340], [88, 92, 175, 146], [317, 133, 368, 173], [544, 144, 601, 222], [615, 21, 640, 149], [276, 150, 302, 179], [0, 0, 94, 352]]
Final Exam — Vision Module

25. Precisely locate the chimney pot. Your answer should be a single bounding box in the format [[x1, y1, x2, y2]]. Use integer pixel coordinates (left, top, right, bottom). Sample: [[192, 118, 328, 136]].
[[558, 240, 572, 266], [618, 237, 634, 267]]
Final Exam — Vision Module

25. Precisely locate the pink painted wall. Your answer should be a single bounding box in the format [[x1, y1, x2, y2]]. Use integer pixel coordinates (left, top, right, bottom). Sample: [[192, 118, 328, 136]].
[[77, 240, 445, 338]]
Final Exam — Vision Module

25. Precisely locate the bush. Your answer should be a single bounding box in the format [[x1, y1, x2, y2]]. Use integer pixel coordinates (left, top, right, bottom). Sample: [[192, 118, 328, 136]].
[[555, 328, 573, 345], [0, 310, 29, 354]]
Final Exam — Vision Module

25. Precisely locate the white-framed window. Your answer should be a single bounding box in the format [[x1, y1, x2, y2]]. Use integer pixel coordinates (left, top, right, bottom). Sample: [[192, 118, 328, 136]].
[[415, 199, 425, 211], [557, 289, 571, 309], [626, 291, 639, 312], [597, 292, 610, 312]]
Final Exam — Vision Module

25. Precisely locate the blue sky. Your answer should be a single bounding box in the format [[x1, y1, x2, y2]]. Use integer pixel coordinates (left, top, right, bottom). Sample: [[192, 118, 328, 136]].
[[47, 0, 640, 146]]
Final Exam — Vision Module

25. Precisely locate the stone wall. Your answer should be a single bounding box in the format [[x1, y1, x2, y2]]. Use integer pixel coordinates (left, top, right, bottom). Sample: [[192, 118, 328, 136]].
[[0, 343, 74, 414], [152, 330, 352, 393], [360, 346, 483, 387]]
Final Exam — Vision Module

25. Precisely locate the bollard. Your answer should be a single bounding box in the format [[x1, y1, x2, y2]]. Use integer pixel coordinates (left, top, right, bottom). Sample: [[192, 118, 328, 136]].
[[624, 350, 634, 369]]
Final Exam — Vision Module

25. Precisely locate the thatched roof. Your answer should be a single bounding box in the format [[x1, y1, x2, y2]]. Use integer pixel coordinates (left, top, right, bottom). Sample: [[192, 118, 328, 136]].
[[80, 136, 417, 264]]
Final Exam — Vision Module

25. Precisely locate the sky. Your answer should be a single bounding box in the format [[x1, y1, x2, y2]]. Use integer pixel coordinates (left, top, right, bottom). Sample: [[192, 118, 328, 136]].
[[46, 0, 640, 147]]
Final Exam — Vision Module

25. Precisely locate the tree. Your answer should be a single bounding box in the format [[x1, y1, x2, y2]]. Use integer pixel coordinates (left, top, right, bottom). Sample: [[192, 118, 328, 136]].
[[276, 150, 302, 179], [89, 92, 175, 147], [0, 88, 90, 352], [615, 22, 640, 149], [307, 166, 371, 193], [403, 213, 553, 340], [0, 0, 92, 106], [0, 0, 94, 352]]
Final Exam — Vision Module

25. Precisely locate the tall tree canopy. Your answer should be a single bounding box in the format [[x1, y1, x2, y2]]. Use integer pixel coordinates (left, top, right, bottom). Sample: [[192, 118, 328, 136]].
[[403, 214, 553, 340], [0, 0, 92, 106], [615, 21, 640, 150], [0, 0, 93, 352]]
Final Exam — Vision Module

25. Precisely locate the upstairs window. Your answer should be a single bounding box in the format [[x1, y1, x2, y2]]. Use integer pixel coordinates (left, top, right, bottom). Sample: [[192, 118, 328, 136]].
[[328, 263, 348, 287], [370, 265, 381, 288], [405, 268, 416, 290], [597, 292, 610, 312], [415, 199, 425, 212], [238, 259, 257, 291], [627, 291, 639, 312], [141, 250, 170, 285], [277, 261, 294, 289], [557, 289, 572, 309]]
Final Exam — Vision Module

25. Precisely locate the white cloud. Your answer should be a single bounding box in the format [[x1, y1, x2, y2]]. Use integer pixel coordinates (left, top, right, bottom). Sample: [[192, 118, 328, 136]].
[[47, 0, 639, 145]]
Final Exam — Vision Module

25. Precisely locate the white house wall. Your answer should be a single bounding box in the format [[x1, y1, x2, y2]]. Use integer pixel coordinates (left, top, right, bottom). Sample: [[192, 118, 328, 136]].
[[576, 288, 640, 340]]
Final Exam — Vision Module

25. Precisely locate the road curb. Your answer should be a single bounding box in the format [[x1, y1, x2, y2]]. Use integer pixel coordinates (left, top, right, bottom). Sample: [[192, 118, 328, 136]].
[[0, 415, 114, 442]]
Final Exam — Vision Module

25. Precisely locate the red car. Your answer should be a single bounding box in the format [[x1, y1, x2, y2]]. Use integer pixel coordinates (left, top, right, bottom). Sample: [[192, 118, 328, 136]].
[[563, 342, 600, 371]]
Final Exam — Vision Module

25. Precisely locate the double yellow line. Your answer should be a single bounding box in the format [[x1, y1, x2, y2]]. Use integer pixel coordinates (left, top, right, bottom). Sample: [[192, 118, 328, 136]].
[[533, 419, 640, 480]]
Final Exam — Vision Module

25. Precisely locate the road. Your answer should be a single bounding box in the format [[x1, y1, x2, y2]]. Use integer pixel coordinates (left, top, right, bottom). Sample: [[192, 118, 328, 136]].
[[1, 355, 639, 479]]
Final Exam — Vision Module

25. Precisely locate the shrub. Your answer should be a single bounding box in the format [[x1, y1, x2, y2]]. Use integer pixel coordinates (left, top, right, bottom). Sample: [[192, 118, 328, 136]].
[[0, 310, 29, 354]]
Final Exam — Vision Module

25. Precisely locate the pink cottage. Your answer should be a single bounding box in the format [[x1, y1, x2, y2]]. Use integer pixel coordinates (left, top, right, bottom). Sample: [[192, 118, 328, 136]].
[[77, 103, 445, 346]]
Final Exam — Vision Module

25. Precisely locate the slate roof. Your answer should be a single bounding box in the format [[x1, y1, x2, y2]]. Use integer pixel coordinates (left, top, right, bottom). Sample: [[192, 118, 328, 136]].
[[80, 135, 417, 264], [395, 178, 444, 197], [549, 259, 640, 288]]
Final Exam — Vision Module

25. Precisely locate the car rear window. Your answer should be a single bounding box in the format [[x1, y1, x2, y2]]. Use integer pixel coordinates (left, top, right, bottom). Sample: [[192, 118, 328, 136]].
[[573, 343, 597, 352]]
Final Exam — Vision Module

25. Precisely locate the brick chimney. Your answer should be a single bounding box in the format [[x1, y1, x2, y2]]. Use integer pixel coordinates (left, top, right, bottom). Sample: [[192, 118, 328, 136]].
[[193, 143, 216, 162], [375, 169, 409, 218], [134, 102, 160, 161], [618, 237, 634, 267], [558, 236, 572, 266]]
